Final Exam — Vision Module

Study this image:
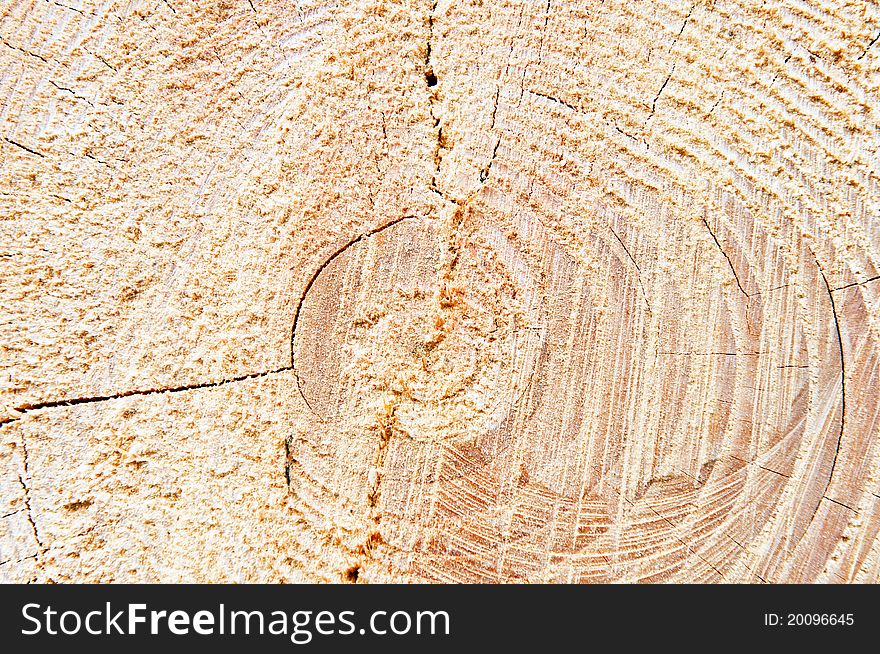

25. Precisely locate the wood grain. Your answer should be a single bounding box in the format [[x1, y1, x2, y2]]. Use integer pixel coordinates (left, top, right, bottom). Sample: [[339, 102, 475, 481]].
[[2, 0, 879, 582]]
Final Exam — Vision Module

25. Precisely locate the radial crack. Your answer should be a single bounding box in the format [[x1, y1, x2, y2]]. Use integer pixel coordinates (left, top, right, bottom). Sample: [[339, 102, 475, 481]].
[[668, 4, 695, 53], [17, 434, 44, 553], [3, 137, 45, 158], [425, 0, 447, 198], [856, 30, 879, 60], [832, 274, 880, 292], [649, 63, 675, 116], [528, 88, 580, 113], [340, 400, 396, 583], [479, 86, 503, 183], [702, 218, 749, 297], [608, 224, 652, 313], [2, 366, 294, 426]]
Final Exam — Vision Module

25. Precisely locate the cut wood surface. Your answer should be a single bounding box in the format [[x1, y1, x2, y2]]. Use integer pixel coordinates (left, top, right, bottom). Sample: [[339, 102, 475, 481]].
[[2, 0, 880, 582]]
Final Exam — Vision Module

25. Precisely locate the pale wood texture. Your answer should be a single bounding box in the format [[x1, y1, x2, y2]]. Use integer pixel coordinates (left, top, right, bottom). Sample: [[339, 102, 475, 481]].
[[2, 0, 880, 582]]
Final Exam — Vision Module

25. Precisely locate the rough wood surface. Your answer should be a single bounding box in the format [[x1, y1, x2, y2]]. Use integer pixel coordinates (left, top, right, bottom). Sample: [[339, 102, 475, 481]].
[[2, 0, 880, 583]]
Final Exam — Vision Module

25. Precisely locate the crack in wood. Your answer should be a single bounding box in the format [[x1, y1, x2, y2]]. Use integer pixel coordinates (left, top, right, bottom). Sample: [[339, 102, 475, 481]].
[[799, 249, 847, 538], [1, 366, 294, 426], [3, 136, 45, 157], [701, 218, 750, 298], [649, 63, 675, 116], [289, 214, 416, 420], [17, 433, 44, 556], [833, 274, 880, 292]]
